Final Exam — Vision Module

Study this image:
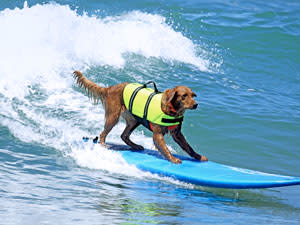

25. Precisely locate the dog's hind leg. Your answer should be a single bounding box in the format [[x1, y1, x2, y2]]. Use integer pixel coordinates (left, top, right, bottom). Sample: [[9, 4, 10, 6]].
[[99, 103, 122, 147], [121, 121, 144, 150], [100, 115, 119, 147], [121, 111, 144, 150]]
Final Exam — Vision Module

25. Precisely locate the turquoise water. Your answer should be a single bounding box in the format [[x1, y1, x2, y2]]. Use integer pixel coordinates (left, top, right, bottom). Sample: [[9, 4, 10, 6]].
[[1, 0, 300, 224]]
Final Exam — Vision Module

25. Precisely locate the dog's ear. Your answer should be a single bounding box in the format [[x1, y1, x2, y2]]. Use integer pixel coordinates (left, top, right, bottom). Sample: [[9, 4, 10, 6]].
[[163, 89, 177, 104]]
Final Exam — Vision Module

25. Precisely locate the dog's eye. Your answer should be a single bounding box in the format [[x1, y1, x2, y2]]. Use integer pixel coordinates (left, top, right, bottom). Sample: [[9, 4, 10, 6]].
[[182, 94, 188, 100]]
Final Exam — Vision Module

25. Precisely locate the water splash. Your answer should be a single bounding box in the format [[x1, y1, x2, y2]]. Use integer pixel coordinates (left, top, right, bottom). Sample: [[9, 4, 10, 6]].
[[0, 2, 210, 183]]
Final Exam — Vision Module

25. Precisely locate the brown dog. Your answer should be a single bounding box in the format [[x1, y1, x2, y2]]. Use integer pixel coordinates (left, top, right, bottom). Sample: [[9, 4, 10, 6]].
[[73, 70, 207, 164]]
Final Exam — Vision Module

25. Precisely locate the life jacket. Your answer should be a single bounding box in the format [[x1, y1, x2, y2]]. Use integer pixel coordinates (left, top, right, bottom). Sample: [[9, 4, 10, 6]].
[[123, 82, 183, 131]]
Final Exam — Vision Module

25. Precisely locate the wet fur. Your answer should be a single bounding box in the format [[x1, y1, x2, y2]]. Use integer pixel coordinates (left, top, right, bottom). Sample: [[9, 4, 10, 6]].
[[73, 70, 207, 164]]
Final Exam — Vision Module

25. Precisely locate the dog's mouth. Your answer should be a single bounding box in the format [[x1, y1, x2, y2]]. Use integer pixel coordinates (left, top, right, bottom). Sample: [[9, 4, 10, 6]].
[[184, 103, 198, 110]]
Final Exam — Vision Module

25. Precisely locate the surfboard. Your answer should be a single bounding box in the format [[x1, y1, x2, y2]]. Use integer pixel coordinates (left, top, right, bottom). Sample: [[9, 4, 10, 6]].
[[82, 137, 300, 189]]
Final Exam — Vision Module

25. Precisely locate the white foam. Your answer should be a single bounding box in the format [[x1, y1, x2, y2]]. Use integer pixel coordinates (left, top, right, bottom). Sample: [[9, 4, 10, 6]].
[[0, 3, 210, 186], [68, 140, 196, 189], [0, 3, 209, 98]]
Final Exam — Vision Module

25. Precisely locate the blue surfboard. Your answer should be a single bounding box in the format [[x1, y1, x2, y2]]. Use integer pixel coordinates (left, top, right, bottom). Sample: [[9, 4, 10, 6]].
[[83, 138, 300, 189]]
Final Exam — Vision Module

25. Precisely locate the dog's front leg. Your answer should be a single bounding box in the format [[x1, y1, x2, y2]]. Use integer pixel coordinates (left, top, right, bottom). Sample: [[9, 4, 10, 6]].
[[171, 127, 208, 162], [152, 125, 181, 164]]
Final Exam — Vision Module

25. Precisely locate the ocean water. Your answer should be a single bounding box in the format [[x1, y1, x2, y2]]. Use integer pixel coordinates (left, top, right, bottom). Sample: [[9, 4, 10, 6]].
[[0, 0, 300, 224]]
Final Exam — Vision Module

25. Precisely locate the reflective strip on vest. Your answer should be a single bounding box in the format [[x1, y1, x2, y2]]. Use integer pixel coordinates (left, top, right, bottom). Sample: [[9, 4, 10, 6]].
[[123, 83, 183, 127]]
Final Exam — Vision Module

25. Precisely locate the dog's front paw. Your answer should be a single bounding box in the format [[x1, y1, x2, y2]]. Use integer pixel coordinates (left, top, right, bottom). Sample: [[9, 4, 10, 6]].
[[170, 156, 182, 164], [132, 144, 144, 150], [200, 155, 208, 162], [193, 153, 208, 162]]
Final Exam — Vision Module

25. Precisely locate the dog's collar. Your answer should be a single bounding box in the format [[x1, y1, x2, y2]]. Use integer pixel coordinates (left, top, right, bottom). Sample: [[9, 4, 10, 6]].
[[168, 102, 177, 114]]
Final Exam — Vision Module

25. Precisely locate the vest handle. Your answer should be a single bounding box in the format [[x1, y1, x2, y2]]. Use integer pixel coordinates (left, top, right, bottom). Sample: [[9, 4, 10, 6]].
[[143, 81, 159, 93]]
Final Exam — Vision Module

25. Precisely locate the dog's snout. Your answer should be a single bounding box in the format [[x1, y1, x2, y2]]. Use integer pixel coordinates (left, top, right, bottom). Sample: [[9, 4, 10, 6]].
[[192, 103, 198, 109]]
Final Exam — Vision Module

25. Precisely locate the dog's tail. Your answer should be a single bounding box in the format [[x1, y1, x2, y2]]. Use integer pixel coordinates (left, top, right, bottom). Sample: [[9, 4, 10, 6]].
[[73, 70, 106, 104]]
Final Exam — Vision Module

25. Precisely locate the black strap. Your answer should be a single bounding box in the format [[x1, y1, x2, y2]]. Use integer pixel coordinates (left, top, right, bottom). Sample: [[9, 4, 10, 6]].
[[143, 92, 157, 126], [128, 81, 160, 114], [128, 86, 145, 113], [161, 117, 184, 124], [143, 81, 159, 93]]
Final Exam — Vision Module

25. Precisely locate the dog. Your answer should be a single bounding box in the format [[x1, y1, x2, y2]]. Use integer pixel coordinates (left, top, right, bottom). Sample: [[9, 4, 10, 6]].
[[73, 70, 208, 164]]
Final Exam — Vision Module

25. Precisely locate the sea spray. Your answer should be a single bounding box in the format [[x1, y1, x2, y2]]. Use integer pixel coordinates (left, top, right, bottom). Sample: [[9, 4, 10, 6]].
[[0, 2, 208, 180]]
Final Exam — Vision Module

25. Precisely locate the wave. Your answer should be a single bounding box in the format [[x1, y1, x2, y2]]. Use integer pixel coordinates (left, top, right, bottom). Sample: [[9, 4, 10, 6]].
[[0, 2, 209, 182], [0, 2, 208, 91]]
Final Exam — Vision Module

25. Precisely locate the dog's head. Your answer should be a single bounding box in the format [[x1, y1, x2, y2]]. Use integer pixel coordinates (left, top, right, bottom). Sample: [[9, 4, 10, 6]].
[[162, 86, 198, 116]]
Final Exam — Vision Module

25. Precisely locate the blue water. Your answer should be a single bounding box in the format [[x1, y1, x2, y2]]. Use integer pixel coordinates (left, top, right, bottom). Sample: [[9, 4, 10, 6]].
[[1, 0, 300, 224]]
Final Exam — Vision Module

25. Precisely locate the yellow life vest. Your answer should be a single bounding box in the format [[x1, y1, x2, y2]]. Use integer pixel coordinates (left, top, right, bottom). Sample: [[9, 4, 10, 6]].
[[123, 82, 183, 130]]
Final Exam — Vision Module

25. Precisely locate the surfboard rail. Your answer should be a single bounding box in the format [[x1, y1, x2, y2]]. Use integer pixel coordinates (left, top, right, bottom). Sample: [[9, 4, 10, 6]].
[[82, 138, 300, 189]]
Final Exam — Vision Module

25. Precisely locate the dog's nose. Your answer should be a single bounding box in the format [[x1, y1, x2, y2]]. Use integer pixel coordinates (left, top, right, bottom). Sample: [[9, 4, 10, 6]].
[[192, 103, 198, 109]]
